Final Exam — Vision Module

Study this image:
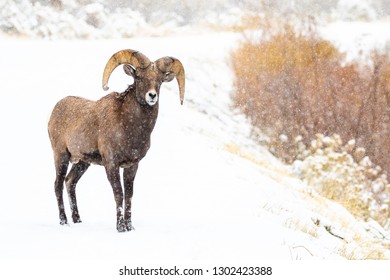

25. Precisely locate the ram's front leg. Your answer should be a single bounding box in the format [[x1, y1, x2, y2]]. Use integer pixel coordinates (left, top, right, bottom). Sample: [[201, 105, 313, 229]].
[[105, 163, 126, 232], [123, 164, 138, 231]]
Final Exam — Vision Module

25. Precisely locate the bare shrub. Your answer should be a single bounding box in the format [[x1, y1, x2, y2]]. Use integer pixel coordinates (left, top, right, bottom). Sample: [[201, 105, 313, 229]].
[[231, 19, 390, 227], [231, 20, 390, 169]]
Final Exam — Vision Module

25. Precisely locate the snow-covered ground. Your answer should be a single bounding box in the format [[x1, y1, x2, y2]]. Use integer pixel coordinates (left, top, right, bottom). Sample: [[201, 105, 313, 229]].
[[320, 21, 390, 61], [0, 30, 389, 278]]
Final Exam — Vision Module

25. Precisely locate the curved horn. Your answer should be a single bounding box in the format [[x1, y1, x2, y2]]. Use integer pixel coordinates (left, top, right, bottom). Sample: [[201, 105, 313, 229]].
[[102, 49, 151, 91], [155, 57, 186, 105]]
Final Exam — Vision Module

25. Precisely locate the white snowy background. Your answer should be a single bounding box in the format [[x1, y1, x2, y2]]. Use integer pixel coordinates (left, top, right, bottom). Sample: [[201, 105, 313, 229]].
[[0, 0, 390, 279]]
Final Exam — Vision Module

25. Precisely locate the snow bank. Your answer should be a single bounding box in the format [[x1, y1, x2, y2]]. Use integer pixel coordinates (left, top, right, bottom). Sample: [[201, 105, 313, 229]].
[[3, 0, 388, 40], [0, 0, 248, 39], [0, 0, 148, 39]]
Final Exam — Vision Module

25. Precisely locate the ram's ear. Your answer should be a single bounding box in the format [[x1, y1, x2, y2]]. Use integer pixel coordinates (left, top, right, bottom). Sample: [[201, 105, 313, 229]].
[[163, 71, 175, 82], [123, 64, 136, 77]]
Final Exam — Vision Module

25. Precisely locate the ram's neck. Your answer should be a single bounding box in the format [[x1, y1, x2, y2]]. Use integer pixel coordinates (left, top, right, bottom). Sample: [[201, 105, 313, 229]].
[[122, 89, 159, 137]]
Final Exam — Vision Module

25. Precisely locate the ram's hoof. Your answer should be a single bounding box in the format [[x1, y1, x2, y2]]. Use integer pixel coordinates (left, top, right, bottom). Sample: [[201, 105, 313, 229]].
[[117, 225, 126, 232], [72, 214, 82, 223], [126, 222, 135, 231], [117, 219, 126, 232]]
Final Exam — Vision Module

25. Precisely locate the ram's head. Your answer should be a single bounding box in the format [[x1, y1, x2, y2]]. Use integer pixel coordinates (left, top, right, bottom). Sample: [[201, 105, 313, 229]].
[[102, 49, 185, 106]]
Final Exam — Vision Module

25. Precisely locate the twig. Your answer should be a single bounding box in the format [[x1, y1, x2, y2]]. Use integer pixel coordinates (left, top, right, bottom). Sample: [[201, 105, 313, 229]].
[[324, 225, 344, 241]]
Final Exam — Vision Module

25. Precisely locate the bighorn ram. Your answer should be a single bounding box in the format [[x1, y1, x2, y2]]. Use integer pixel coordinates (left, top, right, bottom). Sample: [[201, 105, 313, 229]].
[[48, 49, 185, 232]]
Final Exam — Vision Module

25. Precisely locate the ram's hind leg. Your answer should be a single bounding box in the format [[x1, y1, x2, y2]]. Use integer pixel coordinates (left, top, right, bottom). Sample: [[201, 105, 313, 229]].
[[65, 161, 90, 223], [54, 152, 70, 225]]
